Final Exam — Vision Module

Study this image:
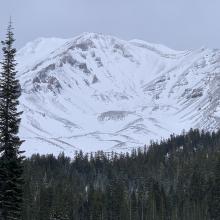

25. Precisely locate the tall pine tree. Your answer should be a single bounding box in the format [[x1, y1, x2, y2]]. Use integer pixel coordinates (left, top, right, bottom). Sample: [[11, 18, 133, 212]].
[[0, 20, 25, 220]]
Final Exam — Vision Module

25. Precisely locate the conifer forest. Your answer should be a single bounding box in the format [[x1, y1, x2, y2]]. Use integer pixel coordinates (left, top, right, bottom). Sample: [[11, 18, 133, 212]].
[[22, 129, 220, 220]]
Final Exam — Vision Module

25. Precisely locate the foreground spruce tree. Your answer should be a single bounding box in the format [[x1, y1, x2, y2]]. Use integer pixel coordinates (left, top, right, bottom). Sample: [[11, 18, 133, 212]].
[[0, 21, 24, 220]]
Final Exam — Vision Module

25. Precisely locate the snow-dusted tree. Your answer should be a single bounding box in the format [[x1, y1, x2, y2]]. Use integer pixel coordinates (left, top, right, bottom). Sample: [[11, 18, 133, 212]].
[[0, 20, 25, 220]]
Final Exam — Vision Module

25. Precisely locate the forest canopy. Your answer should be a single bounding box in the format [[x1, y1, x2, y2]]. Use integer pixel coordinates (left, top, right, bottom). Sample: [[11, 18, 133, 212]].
[[22, 129, 220, 220]]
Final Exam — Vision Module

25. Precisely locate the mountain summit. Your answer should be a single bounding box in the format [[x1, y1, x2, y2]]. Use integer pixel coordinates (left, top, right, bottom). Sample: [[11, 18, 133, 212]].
[[16, 33, 220, 155]]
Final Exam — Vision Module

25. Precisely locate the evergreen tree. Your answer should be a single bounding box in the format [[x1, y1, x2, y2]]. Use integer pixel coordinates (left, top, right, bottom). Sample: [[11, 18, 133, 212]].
[[0, 20, 25, 220], [210, 156, 220, 220]]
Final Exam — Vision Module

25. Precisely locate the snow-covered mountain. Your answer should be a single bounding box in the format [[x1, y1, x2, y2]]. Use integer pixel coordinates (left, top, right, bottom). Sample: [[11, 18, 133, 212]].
[[16, 33, 220, 156]]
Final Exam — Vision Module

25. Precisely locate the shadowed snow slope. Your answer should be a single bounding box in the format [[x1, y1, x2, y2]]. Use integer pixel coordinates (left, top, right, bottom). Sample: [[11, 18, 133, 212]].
[[16, 33, 220, 156]]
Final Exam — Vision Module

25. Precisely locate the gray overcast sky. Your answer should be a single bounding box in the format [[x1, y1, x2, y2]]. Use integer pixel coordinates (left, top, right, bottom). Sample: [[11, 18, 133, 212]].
[[0, 0, 220, 50]]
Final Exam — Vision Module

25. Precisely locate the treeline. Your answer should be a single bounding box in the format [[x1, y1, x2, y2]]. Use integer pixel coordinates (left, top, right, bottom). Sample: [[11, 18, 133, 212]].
[[22, 129, 220, 220]]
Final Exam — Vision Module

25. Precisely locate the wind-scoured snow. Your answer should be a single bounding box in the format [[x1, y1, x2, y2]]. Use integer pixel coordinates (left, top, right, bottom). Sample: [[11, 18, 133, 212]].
[[16, 33, 220, 156]]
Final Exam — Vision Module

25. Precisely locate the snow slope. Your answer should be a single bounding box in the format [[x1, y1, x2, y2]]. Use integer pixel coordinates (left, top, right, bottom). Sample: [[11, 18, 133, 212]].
[[16, 33, 220, 156]]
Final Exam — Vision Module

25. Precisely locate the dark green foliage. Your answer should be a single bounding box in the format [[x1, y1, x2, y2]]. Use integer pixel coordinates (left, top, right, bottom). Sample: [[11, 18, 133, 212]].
[[50, 208, 70, 220], [20, 129, 220, 220], [0, 21, 24, 220], [210, 157, 220, 220]]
